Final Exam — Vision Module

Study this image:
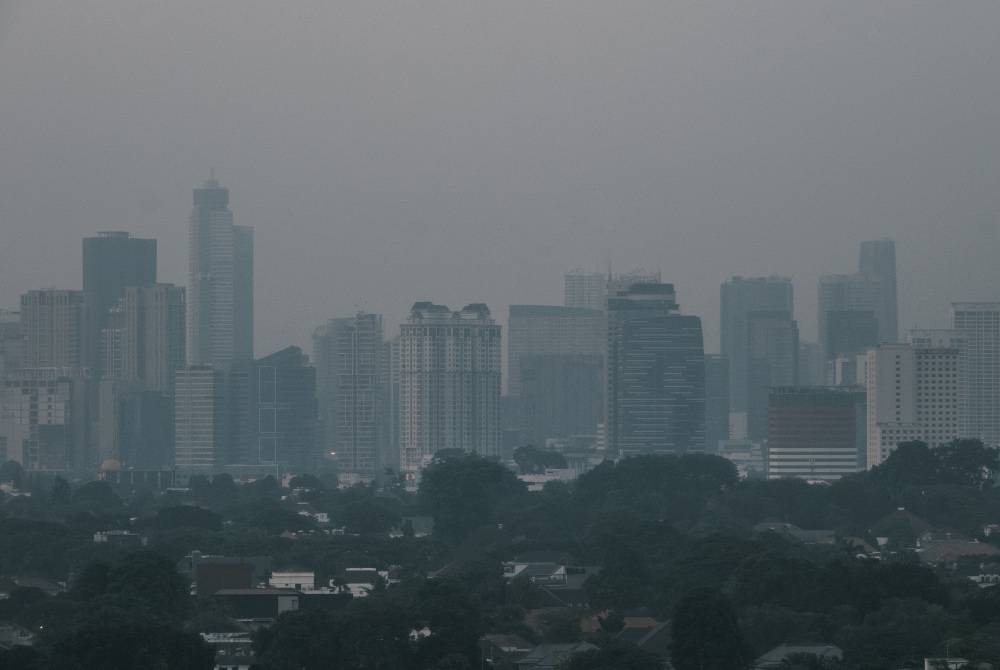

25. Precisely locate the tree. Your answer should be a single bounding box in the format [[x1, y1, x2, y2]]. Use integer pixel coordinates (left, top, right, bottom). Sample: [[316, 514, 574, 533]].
[[103, 551, 192, 621], [71, 480, 120, 508], [50, 476, 71, 505], [936, 439, 999, 488], [154, 505, 223, 531], [419, 453, 525, 541], [671, 588, 751, 670], [513, 445, 568, 474], [50, 607, 213, 670], [561, 643, 661, 670], [340, 496, 402, 535], [288, 474, 325, 491], [0, 461, 24, 487]]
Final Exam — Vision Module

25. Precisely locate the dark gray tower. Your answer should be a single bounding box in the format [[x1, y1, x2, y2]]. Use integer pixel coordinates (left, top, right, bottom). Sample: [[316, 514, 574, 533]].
[[859, 239, 898, 344], [82, 231, 157, 375], [607, 283, 705, 457]]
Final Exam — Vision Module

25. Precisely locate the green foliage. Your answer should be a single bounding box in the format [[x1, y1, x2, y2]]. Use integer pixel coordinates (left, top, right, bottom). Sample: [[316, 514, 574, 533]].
[[340, 495, 402, 535], [50, 476, 71, 505], [419, 452, 526, 542], [153, 505, 223, 531], [671, 588, 751, 670], [0, 460, 24, 487], [513, 445, 568, 474], [560, 642, 662, 670]]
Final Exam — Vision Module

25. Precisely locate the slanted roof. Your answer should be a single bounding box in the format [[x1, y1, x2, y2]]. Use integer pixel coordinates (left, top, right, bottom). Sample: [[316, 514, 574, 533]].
[[755, 643, 843, 668], [518, 642, 598, 669]]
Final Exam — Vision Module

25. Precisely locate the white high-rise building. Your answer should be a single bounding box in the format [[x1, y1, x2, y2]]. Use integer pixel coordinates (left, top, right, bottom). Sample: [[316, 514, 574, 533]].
[[187, 177, 253, 370], [866, 337, 962, 467], [399, 303, 501, 476], [953, 303, 1000, 446]]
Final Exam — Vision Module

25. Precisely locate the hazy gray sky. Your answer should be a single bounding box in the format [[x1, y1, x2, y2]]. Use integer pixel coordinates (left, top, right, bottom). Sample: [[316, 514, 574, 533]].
[[2, 1, 999, 355]]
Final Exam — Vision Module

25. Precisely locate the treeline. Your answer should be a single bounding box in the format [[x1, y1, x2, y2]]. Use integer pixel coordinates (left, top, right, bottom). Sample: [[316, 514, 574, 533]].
[[0, 441, 999, 668]]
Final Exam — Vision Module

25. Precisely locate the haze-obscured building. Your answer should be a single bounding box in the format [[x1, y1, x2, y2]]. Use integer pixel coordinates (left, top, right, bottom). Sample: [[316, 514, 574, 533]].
[[0, 368, 90, 470], [520, 353, 603, 448], [720, 276, 794, 423], [606, 283, 705, 457], [767, 386, 866, 481], [952, 303, 1000, 447], [82, 231, 157, 375], [174, 366, 229, 470], [507, 305, 604, 398], [313, 313, 385, 480], [20, 290, 86, 369], [252, 347, 318, 470], [704, 354, 729, 452], [187, 177, 254, 370], [399, 303, 501, 475]]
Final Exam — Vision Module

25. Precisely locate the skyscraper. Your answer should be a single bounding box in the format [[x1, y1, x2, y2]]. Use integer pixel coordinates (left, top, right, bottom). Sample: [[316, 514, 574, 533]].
[[187, 177, 254, 369], [745, 312, 799, 440], [520, 353, 603, 447], [20, 290, 86, 369], [720, 276, 794, 415], [704, 354, 730, 452], [313, 313, 385, 481], [104, 284, 186, 394], [253, 347, 318, 470], [953, 303, 1000, 446], [606, 283, 705, 457], [399, 303, 501, 476], [507, 305, 604, 397], [564, 270, 607, 311], [174, 366, 229, 470], [859, 239, 898, 344], [0, 368, 89, 470], [82, 231, 157, 375], [0, 310, 24, 380], [818, 240, 898, 364]]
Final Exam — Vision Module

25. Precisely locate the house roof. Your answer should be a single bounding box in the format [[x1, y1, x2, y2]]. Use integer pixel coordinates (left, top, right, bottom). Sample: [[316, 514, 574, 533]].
[[918, 540, 1000, 564], [755, 643, 843, 668], [518, 642, 599, 669]]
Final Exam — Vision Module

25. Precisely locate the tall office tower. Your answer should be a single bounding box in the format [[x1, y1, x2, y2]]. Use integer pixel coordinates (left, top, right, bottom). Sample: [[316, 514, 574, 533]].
[[818, 273, 887, 363], [564, 268, 663, 311], [720, 277, 794, 417], [187, 177, 254, 369], [0, 368, 90, 470], [824, 310, 879, 371], [797, 342, 823, 386], [382, 337, 401, 472], [952, 303, 1000, 446], [252, 347, 318, 470], [82, 231, 157, 375], [564, 270, 607, 311], [767, 386, 866, 481], [607, 268, 662, 299], [20, 290, 86, 369], [745, 312, 799, 440], [97, 383, 173, 468], [606, 283, 705, 458], [0, 310, 24, 380], [399, 303, 501, 475], [174, 366, 229, 470], [507, 305, 605, 397], [859, 239, 898, 344], [520, 353, 603, 448], [313, 313, 385, 481], [104, 285, 186, 394], [704, 354, 730, 452]]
